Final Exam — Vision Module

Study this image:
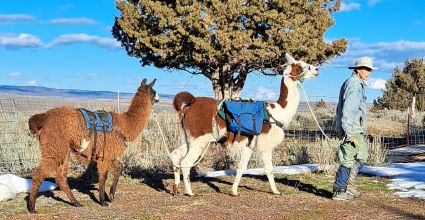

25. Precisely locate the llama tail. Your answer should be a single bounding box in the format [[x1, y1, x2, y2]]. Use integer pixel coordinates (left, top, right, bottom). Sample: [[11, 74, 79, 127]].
[[173, 91, 196, 112], [28, 113, 47, 135]]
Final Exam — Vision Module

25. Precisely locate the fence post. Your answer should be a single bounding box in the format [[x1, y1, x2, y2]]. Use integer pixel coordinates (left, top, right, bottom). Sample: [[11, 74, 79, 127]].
[[117, 89, 120, 113], [406, 108, 411, 147]]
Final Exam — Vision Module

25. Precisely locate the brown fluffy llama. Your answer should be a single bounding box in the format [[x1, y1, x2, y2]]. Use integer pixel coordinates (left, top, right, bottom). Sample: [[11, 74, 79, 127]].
[[170, 53, 319, 196], [27, 79, 158, 213]]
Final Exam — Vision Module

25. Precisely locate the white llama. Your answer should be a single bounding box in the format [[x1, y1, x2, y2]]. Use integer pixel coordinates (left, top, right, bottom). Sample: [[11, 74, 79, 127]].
[[171, 53, 319, 196]]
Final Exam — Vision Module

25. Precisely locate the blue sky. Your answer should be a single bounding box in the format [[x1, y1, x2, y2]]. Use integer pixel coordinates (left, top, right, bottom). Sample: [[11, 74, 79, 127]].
[[1, 0, 424, 103]]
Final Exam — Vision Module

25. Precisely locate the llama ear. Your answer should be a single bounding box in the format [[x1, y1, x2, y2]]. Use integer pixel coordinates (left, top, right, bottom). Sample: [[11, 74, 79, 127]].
[[148, 79, 156, 89], [141, 79, 147, 87], [285, 53, 296, 64]]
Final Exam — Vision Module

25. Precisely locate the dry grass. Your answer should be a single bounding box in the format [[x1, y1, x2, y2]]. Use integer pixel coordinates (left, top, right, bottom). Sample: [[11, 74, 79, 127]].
[[0, 95, 421, 177], [1, 173, 425, 219]]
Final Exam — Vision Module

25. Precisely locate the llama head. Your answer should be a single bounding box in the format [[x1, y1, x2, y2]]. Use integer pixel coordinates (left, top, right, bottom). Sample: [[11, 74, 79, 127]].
[[138, 79, 159, 103], [283, 53, 319, 82]]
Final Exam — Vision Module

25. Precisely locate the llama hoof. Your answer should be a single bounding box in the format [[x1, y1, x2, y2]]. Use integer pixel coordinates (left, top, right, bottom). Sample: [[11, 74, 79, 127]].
[[73, 201, 83, 207], [184, 193, 195, 197], [230, 193, 239, 197], [100, 201, 109, 207], [172, 184, 179, 195], [273, 191, 282, 195], [27, 203, 36, 213], [108, 193, 115, 202]]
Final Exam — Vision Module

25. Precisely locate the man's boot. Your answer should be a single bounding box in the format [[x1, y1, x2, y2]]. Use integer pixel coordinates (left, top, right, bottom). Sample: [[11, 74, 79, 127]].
[[347, 161, 364, 197], [333, 189, 354, 201], [332, 166, 353, 201]]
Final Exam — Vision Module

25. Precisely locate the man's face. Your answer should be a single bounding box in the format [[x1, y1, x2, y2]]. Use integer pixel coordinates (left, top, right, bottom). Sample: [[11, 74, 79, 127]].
[[357, 67, 372, 80]]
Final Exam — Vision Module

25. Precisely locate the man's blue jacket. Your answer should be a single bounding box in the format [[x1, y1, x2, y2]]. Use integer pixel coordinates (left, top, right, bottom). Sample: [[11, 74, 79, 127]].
[[335, 73, 367, 138]]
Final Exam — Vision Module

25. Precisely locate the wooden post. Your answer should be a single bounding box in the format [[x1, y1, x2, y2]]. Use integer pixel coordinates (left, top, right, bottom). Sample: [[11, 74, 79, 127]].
[[407, 107, 411, 147], [117, 89, 120, 113]]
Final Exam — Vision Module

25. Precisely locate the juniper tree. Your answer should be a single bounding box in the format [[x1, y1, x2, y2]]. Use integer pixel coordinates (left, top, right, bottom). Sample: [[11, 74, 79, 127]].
[[374, 58, 425, 111], [113, 0, 347, 99]]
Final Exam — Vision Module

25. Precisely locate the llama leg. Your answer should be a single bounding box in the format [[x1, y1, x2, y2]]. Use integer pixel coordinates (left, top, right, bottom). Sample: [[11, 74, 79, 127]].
[[180, 142, 206, 196], [28, 158, 56, 213], [172, 167, 181, 195], [170, 144, 188, 195], [109, 160, 123, 202], [261, 150, 280, 195], [97, 161, 109, 206], [231, 146, 252, 196], [55, 158, 82, 207]]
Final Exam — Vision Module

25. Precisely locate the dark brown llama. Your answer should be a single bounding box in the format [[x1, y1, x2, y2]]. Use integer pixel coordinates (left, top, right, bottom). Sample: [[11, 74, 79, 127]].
[[27, 79, 158, 213]]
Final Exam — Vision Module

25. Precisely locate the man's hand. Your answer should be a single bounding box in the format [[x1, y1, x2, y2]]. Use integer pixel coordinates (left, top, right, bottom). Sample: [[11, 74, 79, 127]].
[[346, 135, 360, 148]]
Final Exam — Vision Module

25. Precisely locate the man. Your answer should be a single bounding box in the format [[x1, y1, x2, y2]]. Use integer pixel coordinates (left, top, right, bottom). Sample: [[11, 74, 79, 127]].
[[333, 57, 376, 201]]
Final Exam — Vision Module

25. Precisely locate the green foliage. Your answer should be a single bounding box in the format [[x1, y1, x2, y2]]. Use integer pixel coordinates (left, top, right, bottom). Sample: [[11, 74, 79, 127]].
[[374, 58, 425, 111], [113, 0, 347, 98]]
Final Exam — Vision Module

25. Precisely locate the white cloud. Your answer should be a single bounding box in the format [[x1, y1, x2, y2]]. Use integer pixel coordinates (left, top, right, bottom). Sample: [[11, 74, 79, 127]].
[[77, 73, 99, 80], [255, 86, 276, 100], [45, 33, 121, 50], [59, 4, 73, 11], [49, 17, 96, 25], [27, 80, 37, 86], [0, 14, 35, 21], [7, 72, 23, 77], [413, 20, 423, 26], [368, 0, 382, 7], [367, 78, 386, 90], [340, 2, 361, 12], [328, 39, 425, 71], [155, 81, 210, 92], [0, 33, 42, 49], [0, 33, 121, 50]]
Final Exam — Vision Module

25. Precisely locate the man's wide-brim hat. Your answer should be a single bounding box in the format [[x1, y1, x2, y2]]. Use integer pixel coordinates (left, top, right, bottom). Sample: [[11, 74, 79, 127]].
[[348, 57, 377, 70]]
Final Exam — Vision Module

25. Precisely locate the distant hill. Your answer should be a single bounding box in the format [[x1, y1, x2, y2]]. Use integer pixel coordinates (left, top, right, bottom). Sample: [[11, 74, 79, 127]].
[[0, 85, 174, 100]]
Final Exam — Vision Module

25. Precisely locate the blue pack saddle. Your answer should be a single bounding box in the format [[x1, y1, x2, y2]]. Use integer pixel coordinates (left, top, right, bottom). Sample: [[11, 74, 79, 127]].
[[78, 108, 119, 160], [217, 100, 269, 139]]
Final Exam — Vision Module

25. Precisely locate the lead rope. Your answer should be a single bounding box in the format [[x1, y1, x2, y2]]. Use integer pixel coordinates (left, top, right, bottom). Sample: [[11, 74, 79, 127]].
[[152, 113, 212, 169], [298, 83, 333, 142]]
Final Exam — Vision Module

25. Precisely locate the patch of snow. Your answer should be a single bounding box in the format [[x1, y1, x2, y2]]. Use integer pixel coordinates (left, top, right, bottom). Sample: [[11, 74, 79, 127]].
[[199, 161, 425, 201], [0, 174, 58, 202], [360, 162, 425, 201], [387, 145, 425, 156], [0, 183, 17, 201], [198, 164, 322, 178]]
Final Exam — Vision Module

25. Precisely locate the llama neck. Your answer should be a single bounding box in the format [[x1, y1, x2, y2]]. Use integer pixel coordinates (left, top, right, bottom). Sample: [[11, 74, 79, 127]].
[[268, 76, 300, 128], [116, 92, 152, 141]]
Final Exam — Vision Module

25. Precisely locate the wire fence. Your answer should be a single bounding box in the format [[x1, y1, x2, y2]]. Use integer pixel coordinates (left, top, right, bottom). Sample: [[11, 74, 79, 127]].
[[1, 95, 424, 176]]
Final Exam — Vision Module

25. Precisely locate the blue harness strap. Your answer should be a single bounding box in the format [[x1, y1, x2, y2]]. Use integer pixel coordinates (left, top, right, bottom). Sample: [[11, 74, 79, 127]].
[[78, 108, 115, 161], [79, 108, 113, 132]]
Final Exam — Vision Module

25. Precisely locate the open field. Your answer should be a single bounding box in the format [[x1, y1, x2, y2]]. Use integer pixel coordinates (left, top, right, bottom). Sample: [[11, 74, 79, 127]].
[[1, 172, 425, 219], [1, 94, 424, 175], [1, 94, 425, 219]]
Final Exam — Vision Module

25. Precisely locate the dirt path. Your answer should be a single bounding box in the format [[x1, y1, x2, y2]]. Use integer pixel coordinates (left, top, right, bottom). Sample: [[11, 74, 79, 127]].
[[1, 173, 425, 220]]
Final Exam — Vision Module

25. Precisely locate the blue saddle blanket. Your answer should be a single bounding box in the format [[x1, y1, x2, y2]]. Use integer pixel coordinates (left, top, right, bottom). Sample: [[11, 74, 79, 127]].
[[79, 108, 113, 132], [223, 101, 267, 136]]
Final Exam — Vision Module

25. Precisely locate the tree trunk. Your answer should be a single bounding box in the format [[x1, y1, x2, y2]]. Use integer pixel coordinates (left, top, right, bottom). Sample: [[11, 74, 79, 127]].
[[212, 81, 242, 99], [210, 66, 245, 99]]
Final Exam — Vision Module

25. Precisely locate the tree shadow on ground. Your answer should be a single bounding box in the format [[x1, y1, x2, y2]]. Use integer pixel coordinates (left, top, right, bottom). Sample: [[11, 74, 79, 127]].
[[125, 166, 174, 195], [199, 176, 259, 194], [199, 173, 333, 198], [274, 176, 333, 198], [382, 203, 425, 220], [25, 161, 106, 207], [24, 186, 76, 208]]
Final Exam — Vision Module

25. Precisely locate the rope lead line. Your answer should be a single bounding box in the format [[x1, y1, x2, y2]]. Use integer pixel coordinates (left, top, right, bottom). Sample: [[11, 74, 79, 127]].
[[298, 83, 333, 142], [152, 113, 212, 169]]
